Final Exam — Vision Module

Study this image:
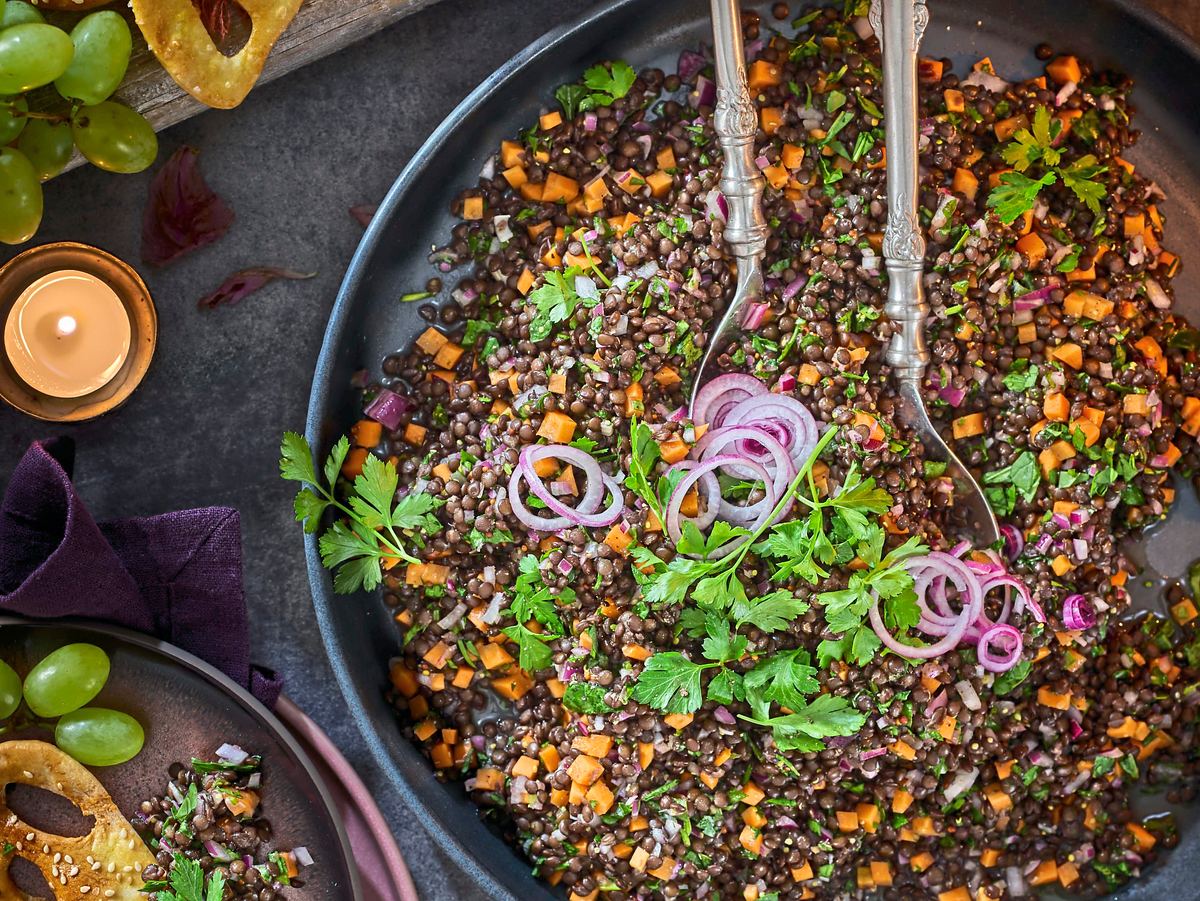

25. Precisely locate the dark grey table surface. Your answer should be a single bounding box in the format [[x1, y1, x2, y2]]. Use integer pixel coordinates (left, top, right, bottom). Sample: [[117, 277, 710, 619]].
[[0, 0, 592, 897]]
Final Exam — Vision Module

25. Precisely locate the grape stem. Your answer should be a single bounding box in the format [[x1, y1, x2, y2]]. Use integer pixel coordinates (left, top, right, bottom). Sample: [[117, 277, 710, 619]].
[[17, 110, 71, 124]]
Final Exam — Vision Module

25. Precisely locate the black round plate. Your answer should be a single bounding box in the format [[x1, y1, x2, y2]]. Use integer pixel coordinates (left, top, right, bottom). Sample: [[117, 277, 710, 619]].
[[305, 1, 1200, 898], [0, 617, 360, 900]]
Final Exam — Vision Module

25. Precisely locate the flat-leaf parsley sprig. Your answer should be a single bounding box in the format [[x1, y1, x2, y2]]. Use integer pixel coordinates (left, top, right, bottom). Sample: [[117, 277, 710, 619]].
[[280, 432, 443, 594]]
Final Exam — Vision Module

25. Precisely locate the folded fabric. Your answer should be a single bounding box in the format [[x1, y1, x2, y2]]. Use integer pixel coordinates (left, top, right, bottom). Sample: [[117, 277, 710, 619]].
[[0, 437, 281, 706]]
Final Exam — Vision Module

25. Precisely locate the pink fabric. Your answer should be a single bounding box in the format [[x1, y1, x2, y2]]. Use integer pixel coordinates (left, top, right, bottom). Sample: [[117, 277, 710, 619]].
[[275, 697, 419, 901]]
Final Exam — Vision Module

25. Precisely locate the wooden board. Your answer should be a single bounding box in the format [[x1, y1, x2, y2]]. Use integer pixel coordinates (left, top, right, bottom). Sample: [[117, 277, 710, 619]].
[[32, 0, 439, 171]]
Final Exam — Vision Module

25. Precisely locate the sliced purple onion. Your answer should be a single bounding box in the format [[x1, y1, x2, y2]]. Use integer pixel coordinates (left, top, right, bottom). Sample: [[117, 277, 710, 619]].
[[364, 388, 413, 431], [1062, 593, 1097, 630]]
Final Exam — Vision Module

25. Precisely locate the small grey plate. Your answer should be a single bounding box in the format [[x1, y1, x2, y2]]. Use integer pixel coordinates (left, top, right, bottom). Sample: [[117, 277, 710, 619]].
[[0, 617, 360, 900]]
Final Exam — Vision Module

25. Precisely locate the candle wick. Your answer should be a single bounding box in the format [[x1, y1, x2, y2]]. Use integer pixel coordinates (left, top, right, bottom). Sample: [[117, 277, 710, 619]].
[[55, 315, 78, 339]]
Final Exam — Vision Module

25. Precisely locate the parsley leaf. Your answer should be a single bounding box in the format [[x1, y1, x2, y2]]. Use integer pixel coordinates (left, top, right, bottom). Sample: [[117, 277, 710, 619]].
[[582, 61, 637, 106], [1000, 106, 1062, 172], [1002, 358, 1040, 393], [982, 451, 1041, 507], [987, 170, 1056, 225], [1059, 154, 1109, 217], [528, 267, 592, 342], [555, 83, 590, 119], [742, 649, 819, 720], [281, 433, 443, 593], [743, 693, 867, 752], [631, 652, 706, 714], [625, 419, 664, 521], [563, 681, 617, 714]]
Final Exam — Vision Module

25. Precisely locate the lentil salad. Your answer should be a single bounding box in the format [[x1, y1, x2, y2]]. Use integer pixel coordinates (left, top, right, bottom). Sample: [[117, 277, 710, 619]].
[[294, 2, 1200, 898]]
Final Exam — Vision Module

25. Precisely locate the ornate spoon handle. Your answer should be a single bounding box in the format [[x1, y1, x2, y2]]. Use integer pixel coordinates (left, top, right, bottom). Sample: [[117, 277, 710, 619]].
[[710, 0, 770, 262], [877, 0, 930, 382]]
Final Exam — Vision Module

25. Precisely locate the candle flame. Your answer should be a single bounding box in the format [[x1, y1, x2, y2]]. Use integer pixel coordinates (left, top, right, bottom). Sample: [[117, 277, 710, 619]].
[[55, 315, 78, 338]]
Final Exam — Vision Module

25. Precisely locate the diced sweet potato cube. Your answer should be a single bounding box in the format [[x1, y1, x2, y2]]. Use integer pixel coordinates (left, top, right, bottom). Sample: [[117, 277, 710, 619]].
[[539, 110, 563, 130], [512, 756, 539, 778], [747, 59, 783, 90], [1043, 392, 1069, 421], [952, 412, 985, 439], [646, 170, 673, 198], [473, 767, 504, 791], [1016, 232, 1046, 266], [403, 423, 426, 445], [433, 341, 464, 369], [567, 754, 604, 787], [760, 107, 783, 135], [542, 171, 580, 203], [1047, 55, 1082, 85], [782, 143, 805, 169], [537, 411, 577, 443], [462, 196, 484, 220], [587, 780, 615, 815], [572, 735, 613, 757], [944, 88, 965, 112]]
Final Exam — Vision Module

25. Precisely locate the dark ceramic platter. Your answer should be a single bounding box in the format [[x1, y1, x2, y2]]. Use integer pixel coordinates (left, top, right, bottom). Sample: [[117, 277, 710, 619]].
[[306, 0, 1200, 898], [0, 618, 359, 900]]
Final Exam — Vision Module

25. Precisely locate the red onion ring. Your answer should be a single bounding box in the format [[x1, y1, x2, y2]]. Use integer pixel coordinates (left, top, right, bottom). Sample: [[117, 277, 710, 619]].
[[690, 373, 767, 426], [908, 552, 984, 632], [695, 426, 796, 524], [665, 455, 775, 558], [1062, 593, 1096, 630], [869, 589, 975, 659], [508, 445, 625, 531], [978, 624, 1023, 672], [519, 444, 607, 513], [662, 460, 720, 532], [720, 393, 818, 467]]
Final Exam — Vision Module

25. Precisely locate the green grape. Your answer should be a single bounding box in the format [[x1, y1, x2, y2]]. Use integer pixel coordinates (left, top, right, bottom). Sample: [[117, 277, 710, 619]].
[[0, 659, 20, 719], [54, 11, 131, 106], [55, 708, 144, 766], [0, 1, 44, 28], [18, 117, 72, 181], [0, 93, 26, 143], [22, 642, 110, 718], [71, 100, 156, 174], [0, 23, 74, 94], [0, 147, 41, 245]]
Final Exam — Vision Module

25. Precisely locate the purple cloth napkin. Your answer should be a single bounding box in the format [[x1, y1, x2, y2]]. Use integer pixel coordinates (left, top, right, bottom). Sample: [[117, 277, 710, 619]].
[[0, 437, 281, 707]]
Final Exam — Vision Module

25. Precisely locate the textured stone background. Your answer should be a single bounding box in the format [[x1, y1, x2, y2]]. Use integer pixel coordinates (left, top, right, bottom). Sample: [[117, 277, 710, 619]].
[[0, 1, 1195, 899]]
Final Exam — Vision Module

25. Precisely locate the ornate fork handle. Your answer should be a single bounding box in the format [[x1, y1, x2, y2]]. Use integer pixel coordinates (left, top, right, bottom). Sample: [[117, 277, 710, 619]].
[[711, 0, 770, 261], [876, 0, 931, 382]]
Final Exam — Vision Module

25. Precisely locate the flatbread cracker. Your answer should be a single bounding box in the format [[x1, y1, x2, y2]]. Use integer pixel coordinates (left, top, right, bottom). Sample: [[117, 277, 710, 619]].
[[0, 740, 155, 900], [130, 0, 305, 109]]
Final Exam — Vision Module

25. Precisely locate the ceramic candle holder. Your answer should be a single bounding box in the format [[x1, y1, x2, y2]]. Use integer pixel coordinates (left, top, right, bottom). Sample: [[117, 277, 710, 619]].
[[0, 243, 157, 422]]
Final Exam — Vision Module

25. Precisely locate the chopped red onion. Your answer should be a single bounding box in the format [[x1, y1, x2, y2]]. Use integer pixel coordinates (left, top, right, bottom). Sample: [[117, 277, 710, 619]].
[[217, 743, 249, 765], [292, 847, 314, 868], [1062, 594, 1097, 630], [364, 389, 413, 431]]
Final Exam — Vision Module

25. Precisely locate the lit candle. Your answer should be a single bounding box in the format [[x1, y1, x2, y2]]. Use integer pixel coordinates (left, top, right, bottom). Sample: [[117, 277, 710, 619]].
[[2, 269, 132, 398]]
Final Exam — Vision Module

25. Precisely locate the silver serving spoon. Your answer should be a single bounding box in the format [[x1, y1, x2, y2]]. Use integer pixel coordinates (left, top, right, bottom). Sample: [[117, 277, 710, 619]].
[[875, 0, 1000, 546], [688, 0, 770, 414]]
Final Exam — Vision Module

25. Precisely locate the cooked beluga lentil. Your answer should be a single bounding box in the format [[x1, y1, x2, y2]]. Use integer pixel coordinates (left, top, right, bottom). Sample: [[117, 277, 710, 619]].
[[337, 3, 1200, 898]]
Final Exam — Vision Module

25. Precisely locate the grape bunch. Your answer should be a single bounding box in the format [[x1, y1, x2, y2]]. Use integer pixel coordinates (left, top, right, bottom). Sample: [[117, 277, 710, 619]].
[[0, 642, 146, 766], [0, 2, 157, 245]]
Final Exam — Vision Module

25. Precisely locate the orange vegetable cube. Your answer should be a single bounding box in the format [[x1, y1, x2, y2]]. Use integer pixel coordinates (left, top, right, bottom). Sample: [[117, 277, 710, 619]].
[[567, 754, 604, 787], [1043, 392, 1069, 421], [402, 423, 427, 446], [587, 780, 615, 815], [537, 411, 577, 443], [542, 172, 580, 203], [572, 735, 613, 757], [911, 852, 935, 872], [747, 59, 783, 90], [836, 810, 859, 832], [646, 170, 674, 198], [1047, 55, 1082, 85], [760, 107, 784, 135], [1030, 860, 1059, 886], [952, 412, 985, 439], [462, 196, 484, 220]]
